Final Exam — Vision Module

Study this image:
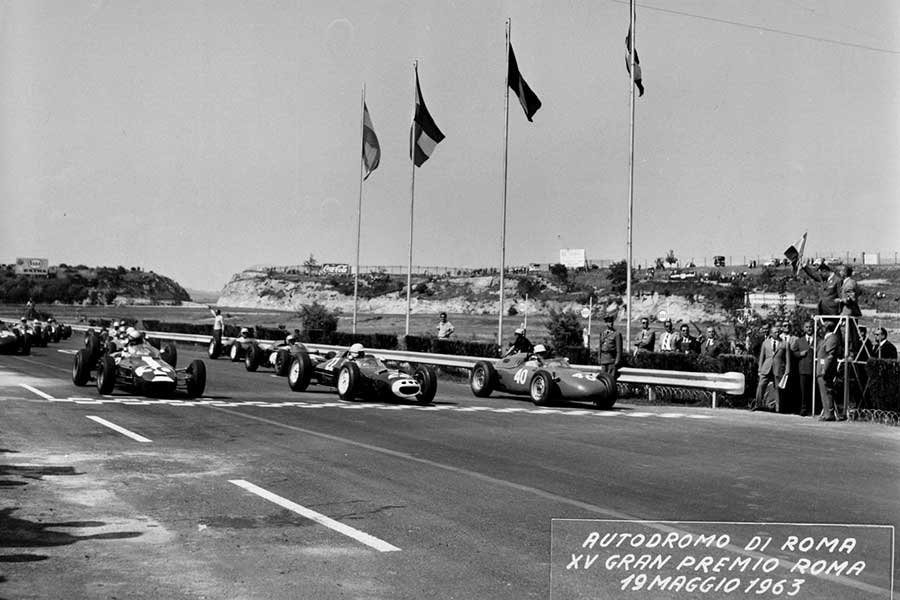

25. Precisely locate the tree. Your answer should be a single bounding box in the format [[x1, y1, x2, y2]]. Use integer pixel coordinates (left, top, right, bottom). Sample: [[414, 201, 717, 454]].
[[548, 263, 568, 287], [665, 249, 678, 267], [303, 254, 319, 274], [297, 302, 338, 337], [545, 307, 583, 350], [607, 260, 630, 295]]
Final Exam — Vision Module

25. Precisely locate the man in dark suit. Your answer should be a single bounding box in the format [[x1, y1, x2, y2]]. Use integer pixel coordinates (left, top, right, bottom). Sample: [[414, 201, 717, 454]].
[[676, 323, 698, 354], [790, 320, 815, 416], [699, 326, 725, 358], [873, 327, 898, 360], [816, 320, 844, 421], [803, 260, 842, 315], [754, 323, 791, 412]]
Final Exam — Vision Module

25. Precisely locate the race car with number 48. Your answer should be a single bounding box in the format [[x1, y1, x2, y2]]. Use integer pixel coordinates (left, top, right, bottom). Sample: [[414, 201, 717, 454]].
[[469, 351, 617, 409], [287, 344, 437, 404]]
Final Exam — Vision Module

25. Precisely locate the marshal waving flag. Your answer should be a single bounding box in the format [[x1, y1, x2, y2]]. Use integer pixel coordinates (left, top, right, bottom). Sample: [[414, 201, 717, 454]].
[[625, 27, 644, 97], [784, 232, 808, 275], [410, 68, 445, 167], [508, 44, 542, 121], [362, 102, 381, 180]]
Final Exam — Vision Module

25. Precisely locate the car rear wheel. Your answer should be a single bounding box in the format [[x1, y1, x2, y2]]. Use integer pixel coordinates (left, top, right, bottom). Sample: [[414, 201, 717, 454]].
[[161, 343, 178, 368], [288, 352, 313, 392], [245, 345, 261, 371], [208, 339, 221, 359], [274, 349, 291, 376], [19, 333, 31, 356], [72, 348, 91, 386], [229, 343, 241, 362], [97, 355, 116, 395], [469, 361, 495, 397], [336, 363, 360, 400], [529, 370, 555, 406], [185, 360, 207, 398], [594, 373, 618, 410], [413, 365, 437, 404]]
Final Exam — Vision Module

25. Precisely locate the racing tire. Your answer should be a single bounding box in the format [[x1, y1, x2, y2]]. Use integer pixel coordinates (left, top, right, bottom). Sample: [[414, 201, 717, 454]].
[[161, 343, 178, 368], [229, 343, 242, 362], [208, 338, 221, 360], [469, 361, 495, 397], [96, 355, 116, 395], [52, 328, 61, 343], [85, 330, 101, 362], [72, 348, 91, 386], [274, 349, 291, 377], [19, 333, 31, 356], [413, 365, 438, 405], [185, 360, 207, 398], [287, 352, 313, 392], [336, 362, 361, 401], [529, 370, 556, 406], [62, 325, 72, 339], [593, 373, 618, 410], [245, 345, 261, 372]]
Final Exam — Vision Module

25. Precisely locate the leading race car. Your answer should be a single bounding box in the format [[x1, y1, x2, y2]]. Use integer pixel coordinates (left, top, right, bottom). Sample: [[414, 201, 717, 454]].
[[469, 348, 617, 409], [286, 344, 437, 404], [73, 329, 205, 398]]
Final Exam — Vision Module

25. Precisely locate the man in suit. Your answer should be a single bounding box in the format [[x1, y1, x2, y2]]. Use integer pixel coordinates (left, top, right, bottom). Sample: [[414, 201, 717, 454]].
[[754, 323, 791, 412], [699, 326, 724, 357], [816, 319, 844, 421], [873, 327, 898, 360], [790, 320, 815, 416], [803, 260, 842, 315], [633, 318, 655, 354], [676, 323, 698, 354], [839, 265, 862, 317], [659, 319, 680, 352]]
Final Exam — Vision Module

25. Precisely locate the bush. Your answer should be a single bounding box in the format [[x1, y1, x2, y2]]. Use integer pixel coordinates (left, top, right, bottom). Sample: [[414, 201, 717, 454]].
[[402, 335, 497, 358], [298, 302, 338, 337], [546, 307, 583, 349], [866, 359, 900, 412]]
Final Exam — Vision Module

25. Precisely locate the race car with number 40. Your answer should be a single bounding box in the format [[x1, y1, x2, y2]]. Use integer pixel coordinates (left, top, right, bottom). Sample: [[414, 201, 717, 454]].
[[469, 351, 617, 409], [286, 344, 437, 404]]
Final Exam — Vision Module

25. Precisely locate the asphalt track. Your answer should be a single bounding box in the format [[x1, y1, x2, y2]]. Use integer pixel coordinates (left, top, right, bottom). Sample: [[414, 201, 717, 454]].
[[1, 338, 898, 599]]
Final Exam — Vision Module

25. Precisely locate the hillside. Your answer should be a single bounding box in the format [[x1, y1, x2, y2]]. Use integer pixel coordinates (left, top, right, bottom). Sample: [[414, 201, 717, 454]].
[[0, 265, 191, 305]]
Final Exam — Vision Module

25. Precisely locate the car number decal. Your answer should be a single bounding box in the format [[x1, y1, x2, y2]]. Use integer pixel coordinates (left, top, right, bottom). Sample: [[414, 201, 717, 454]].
[[323, 357, 341, 371], [571, 372, 598, 380], [513, 368, 529, 385]]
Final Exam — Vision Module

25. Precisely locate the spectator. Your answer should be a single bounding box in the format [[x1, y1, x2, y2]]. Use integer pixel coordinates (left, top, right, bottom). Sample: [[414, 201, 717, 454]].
[[790, 320, 815, 416], [802, 260, 842, 315], [633, 318, 655, 354], [25, 298, 35, 320], [436, 312, 455, 339], [753, 323, 790, 412], [699, 326, 723, 357], [838, 265, 861, 317], [816, 319, 844, 421], [675, 324, 697, 354], [503, 327, 533, 357], [873, 327, 897, 359], [209, 306, 224, 348], [598, 314, 623, 378], [582, 327, 590, 349], [659, 319, 680, 352]]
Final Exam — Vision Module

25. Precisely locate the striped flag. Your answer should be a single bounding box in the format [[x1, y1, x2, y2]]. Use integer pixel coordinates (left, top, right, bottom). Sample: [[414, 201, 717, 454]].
[[508, 44, 541, 122], [410, 68, 445, 167], [625, 27, 644, 97], [784, 232, 808, 275], [362, 103, 380, 180]]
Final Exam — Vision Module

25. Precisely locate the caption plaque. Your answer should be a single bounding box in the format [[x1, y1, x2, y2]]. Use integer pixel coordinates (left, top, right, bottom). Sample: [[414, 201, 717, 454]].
[[550, 519, 894, 600]]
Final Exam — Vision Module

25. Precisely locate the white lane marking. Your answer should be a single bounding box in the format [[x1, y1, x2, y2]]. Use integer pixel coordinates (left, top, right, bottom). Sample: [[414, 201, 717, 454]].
[[19, 384, 55, 401], [229, 479, 401, 553], [626, 411, 654, 418], [86, 416, 152, 443], [57, 349, 78, 355]]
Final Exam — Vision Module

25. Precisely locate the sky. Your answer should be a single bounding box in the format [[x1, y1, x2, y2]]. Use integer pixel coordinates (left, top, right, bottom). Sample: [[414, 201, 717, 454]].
[[2, 0, 899, 291]]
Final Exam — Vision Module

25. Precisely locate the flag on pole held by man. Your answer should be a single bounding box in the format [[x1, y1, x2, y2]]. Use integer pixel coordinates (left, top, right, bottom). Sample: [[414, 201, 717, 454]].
[[508, 44, 541, 121], [362, 103, 381, 180], [410, 69, 445, 167], [625, 27, 644, 97], [784, 232, 808, 275]]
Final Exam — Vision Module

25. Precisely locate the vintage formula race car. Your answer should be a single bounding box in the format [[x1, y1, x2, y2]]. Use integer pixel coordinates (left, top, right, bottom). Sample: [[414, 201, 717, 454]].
[[469, 352, 617, 409], [208, 330, 256, 362], [243, 341, 306, 376], [0, 322, 30, 355], [286, 346, 437, 404], [72, 337, 206, 398]]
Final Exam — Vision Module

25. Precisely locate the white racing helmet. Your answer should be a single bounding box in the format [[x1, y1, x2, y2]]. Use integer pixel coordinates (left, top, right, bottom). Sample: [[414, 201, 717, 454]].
[[126, 327, 144, 345], [533, 344, 547, 356], [240, 327, 250, 337], [348, 343, 365, 358]]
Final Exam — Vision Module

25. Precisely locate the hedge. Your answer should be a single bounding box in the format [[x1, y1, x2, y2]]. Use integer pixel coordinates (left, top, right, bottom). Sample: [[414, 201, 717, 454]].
[[404, 335, 499, 358], [865, 359, 900, 412]]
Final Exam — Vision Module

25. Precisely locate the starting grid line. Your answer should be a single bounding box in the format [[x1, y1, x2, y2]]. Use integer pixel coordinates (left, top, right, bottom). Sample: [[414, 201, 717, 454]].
[[32, 396, 713, 419]]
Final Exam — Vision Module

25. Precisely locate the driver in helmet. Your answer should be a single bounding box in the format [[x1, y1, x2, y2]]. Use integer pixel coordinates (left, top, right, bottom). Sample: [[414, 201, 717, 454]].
[[120, 327, 148, 356], [285, 333, 296, 346], [348, 343, 365, 359], [529, 344, 549, 364], [238, 327, 251, 340]]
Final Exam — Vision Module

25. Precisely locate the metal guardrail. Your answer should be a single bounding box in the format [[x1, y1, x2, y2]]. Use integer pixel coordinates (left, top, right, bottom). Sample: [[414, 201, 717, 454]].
[[70, 324, 745, 407]]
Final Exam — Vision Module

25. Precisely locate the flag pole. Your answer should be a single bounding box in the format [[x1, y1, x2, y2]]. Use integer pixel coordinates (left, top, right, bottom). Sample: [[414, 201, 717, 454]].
[[405, 61, 418, 337], [625, 1, 637, 352], [353, 84, 366, 334], [498, 18, 512, 348]]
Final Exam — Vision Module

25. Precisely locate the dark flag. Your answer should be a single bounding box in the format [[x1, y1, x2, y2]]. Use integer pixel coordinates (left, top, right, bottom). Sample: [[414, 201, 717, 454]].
[[362, 103, 380, 180], [625, 27, 644, 96], [410, 68, 445, 167], [508, 44, 542, 121], [784, 232, 807, 276]]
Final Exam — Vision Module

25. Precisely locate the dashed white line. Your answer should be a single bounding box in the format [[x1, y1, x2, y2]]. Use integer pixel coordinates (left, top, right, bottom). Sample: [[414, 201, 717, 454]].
[[19, 384, 56, 400], [86, 415, 152, 443], [229, 479, 401, 553]]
